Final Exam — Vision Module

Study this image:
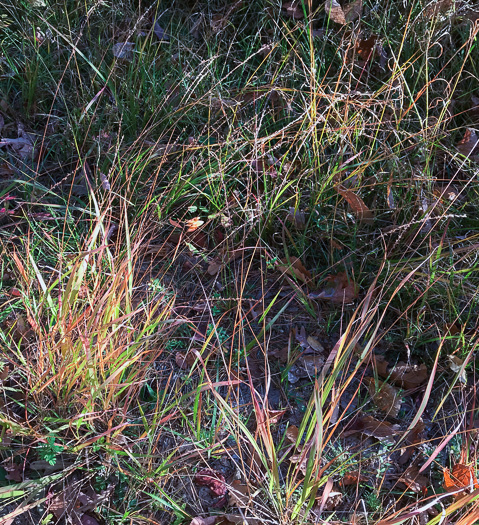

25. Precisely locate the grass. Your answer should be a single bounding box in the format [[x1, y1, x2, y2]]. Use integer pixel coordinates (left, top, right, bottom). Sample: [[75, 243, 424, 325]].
[[1, 0, 479, 523]]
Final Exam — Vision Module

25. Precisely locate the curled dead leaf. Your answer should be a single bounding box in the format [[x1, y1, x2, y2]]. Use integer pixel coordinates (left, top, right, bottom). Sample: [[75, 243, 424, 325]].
[[399, 420, 426, 464], [217, 515, 263, 525], [288, 354, 325, 383], [424, 0, 452, 17], [447, 355, 467, 384], [307, 336, 324, 353], [289, 450, 310, 475], [268, 346, 289, 363], [194, 469, 227, 497], [317, 485, 343, 511], [356, 36, 378, 62], [185, 217, 204, 232], [267, 408, 287, 424], [373, 354, 389, 378], [207, 259, 223, 275], [190, 518, 217, 525], [343, 0, 362, 22], [111, 42, 134, 60], [286, 207, 307, 229], [153, 18, 169, 41]]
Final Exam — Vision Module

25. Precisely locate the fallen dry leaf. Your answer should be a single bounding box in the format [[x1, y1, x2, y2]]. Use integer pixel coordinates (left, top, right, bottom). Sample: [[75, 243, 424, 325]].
[[190, 518, 217, 525], [309, 272, 358, 303], [207, 259, 223, 276], [175, 351, 196, 370], [399, 420, 426, 465], [228, 480, 250, 508], [373, 354, 389, 378], [399, 465, 429, 494], [443, 464, 479, 499], [185, 217, 204, 232], [111, 42, 134, 60], [343, 0, 362, 22], [286, 425, 299, 443], [277, 256, 312, 284], [0, 361, 9, 381], [357, 35, 378, 58], [389, 362, 428, 390], [194, 469, 227, 497], [341, 471, 368, 486], [424, 0, 452, 17], [286, 207, 307, 229], [4, 462, 22, 482], [268, 346, 289, 363], [349, 414, 400, 440], [307, 335, 324, 353], [456, 128, 478, 157], [324, 0, 346, 24], [0, 127, 36, 160], [289, 450, 310, 475], [251, 158, 278, 177], [366, 377, 402, 418], [288, 354, 325, 383], [317, 485, 343, 511], [282, 1, 305, 19], [267, 408, 288, 424], [80, 516, 101, 525], [447, 354, 467, 384], [217, 515, 263, 525], [336, 184, 374, 224], [210, 0, 243, 32], [153, 18, 170, 41], [295, 326, 325, 353]]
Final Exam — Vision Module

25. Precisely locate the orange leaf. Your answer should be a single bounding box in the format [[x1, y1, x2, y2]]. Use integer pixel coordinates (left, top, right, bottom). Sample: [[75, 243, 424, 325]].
[[185, 217, 204, 232], [341, 471, 368, 486], [443, 464, 479, 498]]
